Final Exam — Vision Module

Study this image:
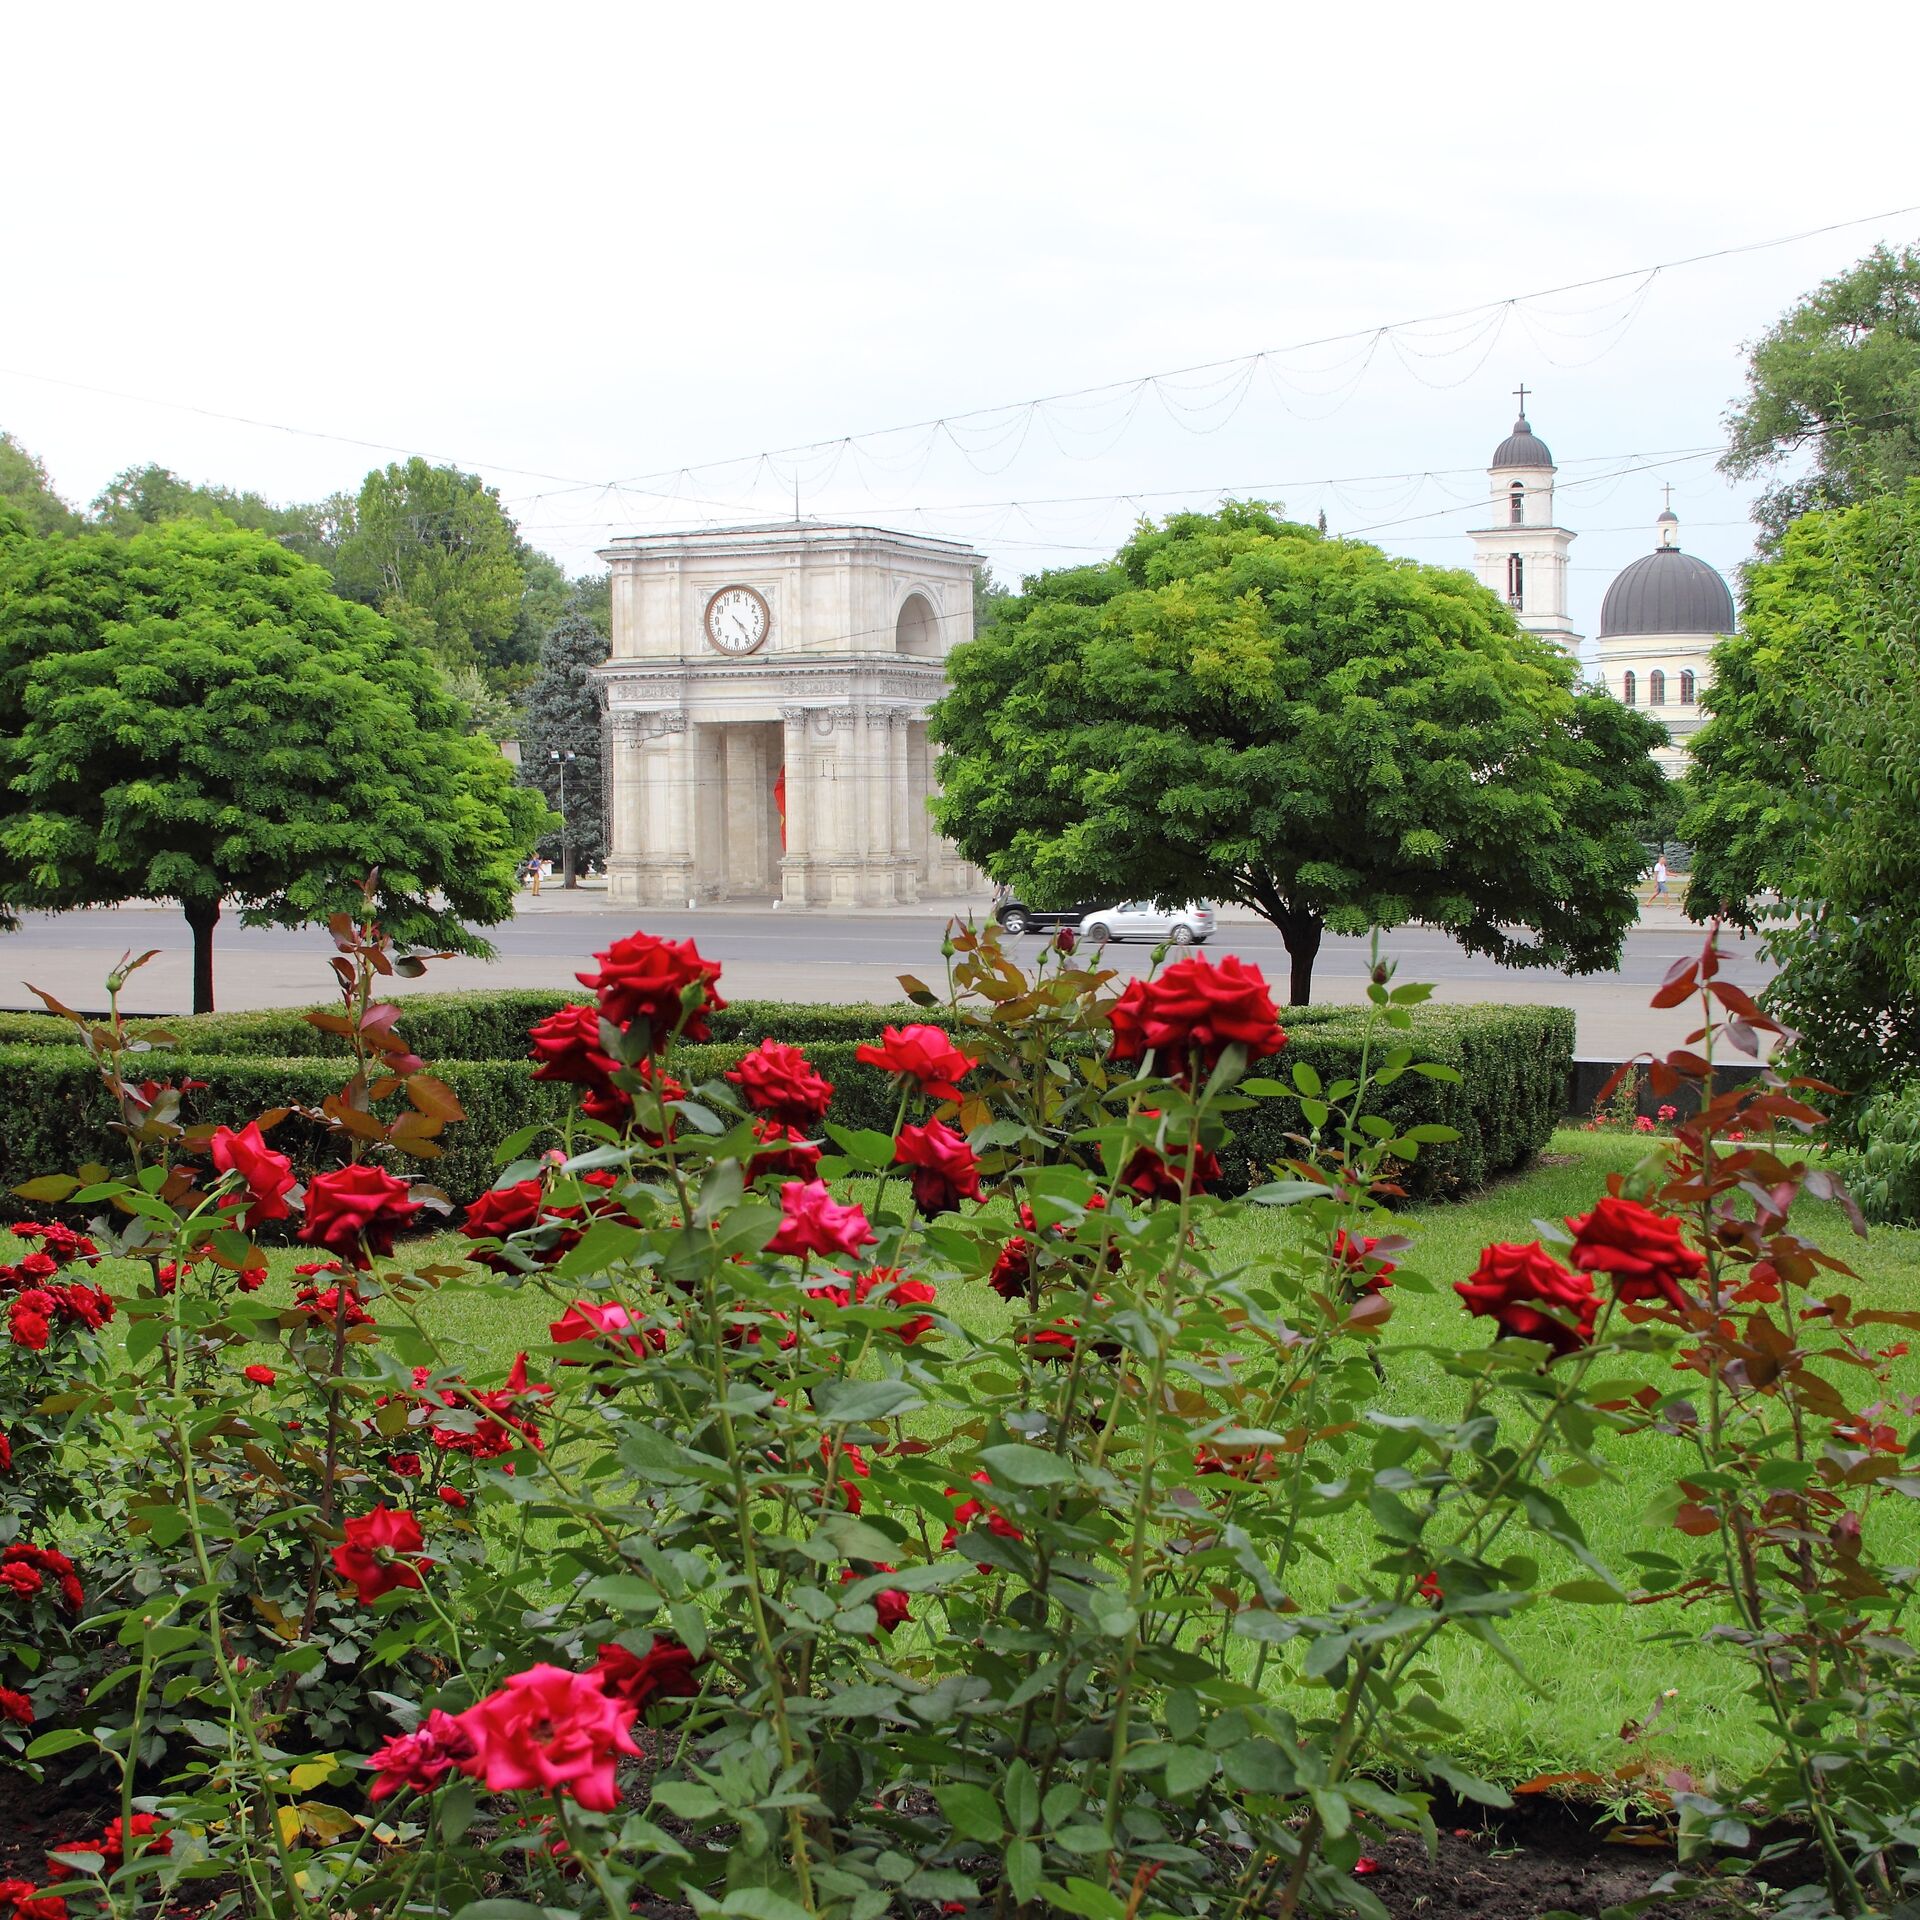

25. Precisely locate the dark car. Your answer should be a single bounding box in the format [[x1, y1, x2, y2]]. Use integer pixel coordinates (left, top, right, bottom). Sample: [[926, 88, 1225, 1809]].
[[992, 896, 1110, 935]]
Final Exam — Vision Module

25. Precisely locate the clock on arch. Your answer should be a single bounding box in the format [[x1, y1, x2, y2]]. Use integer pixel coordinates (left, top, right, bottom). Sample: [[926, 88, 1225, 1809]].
[[703, 584, 771, 657]]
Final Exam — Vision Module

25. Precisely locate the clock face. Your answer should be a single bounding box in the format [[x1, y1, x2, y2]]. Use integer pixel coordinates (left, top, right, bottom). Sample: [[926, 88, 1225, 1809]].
[[704, 585, 771, 657]]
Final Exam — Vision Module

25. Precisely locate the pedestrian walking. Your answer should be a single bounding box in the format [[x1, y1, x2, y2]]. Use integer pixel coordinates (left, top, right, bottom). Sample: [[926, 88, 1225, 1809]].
[[526, 856, 543, 897], [1652, 856, 1669, 899]]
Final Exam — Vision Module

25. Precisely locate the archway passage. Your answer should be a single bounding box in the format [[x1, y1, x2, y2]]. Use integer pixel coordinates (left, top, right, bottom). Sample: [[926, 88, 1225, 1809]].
[[896, 592, 939, 656]]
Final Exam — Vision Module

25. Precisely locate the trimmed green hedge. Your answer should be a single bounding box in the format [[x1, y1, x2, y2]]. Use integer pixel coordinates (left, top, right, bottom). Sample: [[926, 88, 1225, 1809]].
[[0, 996, 953, 1060], [0, 1003, 1572, 1217]]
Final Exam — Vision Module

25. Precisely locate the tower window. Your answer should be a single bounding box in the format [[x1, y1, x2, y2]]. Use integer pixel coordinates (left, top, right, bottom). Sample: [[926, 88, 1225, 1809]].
[[1506, 552, 1524, 609], [1649, 669, 1666, 706], [1509, 483, 1524, 525], [1680, 669, 1695, 704], [1623, 670, 1637, 707]]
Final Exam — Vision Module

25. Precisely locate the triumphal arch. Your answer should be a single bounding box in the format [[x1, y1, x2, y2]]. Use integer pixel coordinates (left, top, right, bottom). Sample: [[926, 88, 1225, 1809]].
[[595, 522, 981, 907]]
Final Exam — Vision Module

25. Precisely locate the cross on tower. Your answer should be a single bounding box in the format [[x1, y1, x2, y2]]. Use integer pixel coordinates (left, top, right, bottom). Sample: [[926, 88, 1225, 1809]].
[[1513, 381, 1530, 417], [1662, 482, 1674, 511]]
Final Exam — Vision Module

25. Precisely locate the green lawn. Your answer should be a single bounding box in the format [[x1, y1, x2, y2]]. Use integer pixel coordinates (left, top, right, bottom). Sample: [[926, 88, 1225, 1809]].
[[77, 1129, 1920, 1789]]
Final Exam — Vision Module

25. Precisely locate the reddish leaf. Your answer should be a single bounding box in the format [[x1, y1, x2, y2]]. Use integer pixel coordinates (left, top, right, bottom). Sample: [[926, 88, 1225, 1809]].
[[1675, 1503, 1720, 1537], [407, 1074, 466, 1124], [1650, 973, 1700, 1009]]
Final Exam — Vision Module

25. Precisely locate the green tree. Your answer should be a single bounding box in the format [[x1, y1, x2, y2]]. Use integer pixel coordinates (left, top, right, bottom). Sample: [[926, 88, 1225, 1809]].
[[331, 458, 526, 673], [88, 462, 338, 562], [0, 520, 549, 1012], [517, 590, 609, 879], [931, 503, 1668, 1004], [0, 432, 82, 537], [973, 562, 1013, 636], [1723, 241, 1920, 550], [1682, 481, 1920, 1111]]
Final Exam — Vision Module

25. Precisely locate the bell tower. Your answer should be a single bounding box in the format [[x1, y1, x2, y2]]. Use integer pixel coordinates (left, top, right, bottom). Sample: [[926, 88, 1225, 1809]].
[[1467, 385, 1579, 657]]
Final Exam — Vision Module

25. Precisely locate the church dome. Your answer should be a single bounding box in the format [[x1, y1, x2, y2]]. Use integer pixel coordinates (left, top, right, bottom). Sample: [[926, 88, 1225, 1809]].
[[1599, 517, 1735, 637], [1491, 413, 1554, 469]]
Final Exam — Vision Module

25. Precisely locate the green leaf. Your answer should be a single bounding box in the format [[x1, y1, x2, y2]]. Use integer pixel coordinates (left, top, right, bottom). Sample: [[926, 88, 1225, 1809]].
[[935, 1781, 1002, 1843], [451, 1904, 556, 1920], [11, 1175, 78, 1202], [1046, 1876, 1127, 1920], [1163, 1745, 1215, 1796], [1003, 1756, 1040, 1833], [492, 1122, 546, 1166], [1548, 1579, 1626, 1604], [1311, 1786, 1351, 1839], [1291, 1061, 1324, 1097], [25, 1727, 91, 1759], [580, 1573, 660, 1615], [825, 1124, 896, 1172], [651, 1780, 724, 1821], [814, 1512, 903, 1566], [719, 1895, 814, 1920], [557, 1218, 648, 1276], [979, 1442, 1074, 1488], [1005, 1838, 1042, 1904], [812, 1378, 922, 1424]]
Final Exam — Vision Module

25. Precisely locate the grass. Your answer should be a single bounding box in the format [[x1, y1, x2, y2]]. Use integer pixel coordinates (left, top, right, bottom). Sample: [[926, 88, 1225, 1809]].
[[66, 1129, 1920, 1790]]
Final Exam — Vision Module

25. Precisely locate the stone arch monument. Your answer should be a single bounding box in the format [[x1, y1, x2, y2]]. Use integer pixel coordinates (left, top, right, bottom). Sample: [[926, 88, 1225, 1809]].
[[595, 522, 982, 908]]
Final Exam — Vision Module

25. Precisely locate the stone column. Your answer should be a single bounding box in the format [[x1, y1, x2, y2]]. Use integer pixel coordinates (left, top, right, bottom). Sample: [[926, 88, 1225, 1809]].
[[780, 706, 812, 907], [890, 710, 915, 902], [605, 710, 649, 907], [851, 701, 877, 905]]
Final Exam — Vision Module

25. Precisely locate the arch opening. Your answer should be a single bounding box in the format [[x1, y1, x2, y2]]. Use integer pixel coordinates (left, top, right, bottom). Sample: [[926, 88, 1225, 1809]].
[[895, 592, 939, 657]]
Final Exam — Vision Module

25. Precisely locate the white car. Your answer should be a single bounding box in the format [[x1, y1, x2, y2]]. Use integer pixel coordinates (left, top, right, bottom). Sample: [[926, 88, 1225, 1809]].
[[1077, 901, 1215, 945]]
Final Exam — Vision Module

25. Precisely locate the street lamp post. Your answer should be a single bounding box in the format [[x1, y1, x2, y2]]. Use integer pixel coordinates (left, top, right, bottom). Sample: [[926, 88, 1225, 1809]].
[[549, 748, 577, 889]]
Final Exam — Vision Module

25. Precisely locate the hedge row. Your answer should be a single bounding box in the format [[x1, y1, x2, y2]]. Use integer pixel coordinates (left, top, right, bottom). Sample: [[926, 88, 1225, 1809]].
[[0, 996, 960, 1060], [0, 1004, 1572, 1218]]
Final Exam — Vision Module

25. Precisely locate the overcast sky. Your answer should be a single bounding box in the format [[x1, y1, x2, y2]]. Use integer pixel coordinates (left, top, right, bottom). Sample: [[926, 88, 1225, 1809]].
[[6, 0, 1917, 643]]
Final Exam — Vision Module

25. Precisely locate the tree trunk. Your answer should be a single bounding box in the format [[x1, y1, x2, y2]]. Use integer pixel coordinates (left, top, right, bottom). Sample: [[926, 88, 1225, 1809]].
[[1284, 913, 1323, 1007], [562, 840, 577, 889], [183, 897, 220, 1015]]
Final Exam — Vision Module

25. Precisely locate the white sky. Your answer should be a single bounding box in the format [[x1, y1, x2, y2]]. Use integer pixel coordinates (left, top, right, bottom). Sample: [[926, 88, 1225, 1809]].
[[5, 0, 1918, 643]]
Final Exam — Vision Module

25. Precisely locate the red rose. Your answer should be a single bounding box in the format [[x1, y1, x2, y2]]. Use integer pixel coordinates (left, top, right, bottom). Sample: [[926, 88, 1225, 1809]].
[[331, 1505, 426, 1604], [439, 1485, 469, 1509], [0, 1881, 64, 1920], [367, 1708, 476, 1802], [15, 1254, 55, 1282], [0, 1432, 10, 1471], [943, 1470, 1024, 1567], [745, 1118, 823, 1184], [766, 1181, 877, 1261], [0, 1564, 40, 1598], [462, 1178, 545, 1241], [836, 1267, 939, 1343], [293, 1282, 373, 1327], [529, 1004, 622, 1100], [576, 932, 725, 1047], [11, 1223, 97, 1267], [49, 1813, 170, 1883], [726, 1039, 834, 1127], [209, 1121, 296, 1230], [853, 1024, 977, 1101], [989, 1236, 1033, 1300], [7, 1296, 51, 1351], [1122, 1115, 1222, 1202], [0, 1688, 30, 1726], [299, 1165, 422, 1269], [389, 1453, 423, 1478], [456, 1663, 643, 1812], [1333, 1231, 1396, 1293], [549, 1298, 663, 1361], [1567, 1197, 1706, 1311], [838, 1566, 911, 1633], [243, 1364, 276, 1386], [893, 1119, 981, 1214], [1106, 954, 1285, 1083], [589, 1636, 700, 1714], [1455, 1243, 1599, 1356]]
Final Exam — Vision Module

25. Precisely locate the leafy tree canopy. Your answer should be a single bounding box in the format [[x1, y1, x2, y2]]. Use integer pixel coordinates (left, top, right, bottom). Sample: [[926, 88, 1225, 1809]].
[[518, 589, 610, 873], [1722, 242, 1920, 550], [330, 458, 527, 675], [0, 431, 82, 538], [87, 461, 341, 563], [1682, 481, 1920, 1114], [930, 502, 1668, 1003], [0, 520, 550, 1010]]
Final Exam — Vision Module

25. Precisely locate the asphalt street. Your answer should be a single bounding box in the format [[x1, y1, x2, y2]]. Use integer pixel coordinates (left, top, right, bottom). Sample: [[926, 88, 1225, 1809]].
[[0, 895, 1769, 1061]]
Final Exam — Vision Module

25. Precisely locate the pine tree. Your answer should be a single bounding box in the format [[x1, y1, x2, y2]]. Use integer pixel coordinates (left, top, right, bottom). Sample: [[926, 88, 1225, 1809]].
[[518, 592, 609, 879]]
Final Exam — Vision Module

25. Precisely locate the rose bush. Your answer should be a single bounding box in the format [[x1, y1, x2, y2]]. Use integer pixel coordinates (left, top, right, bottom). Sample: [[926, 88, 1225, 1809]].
[[0, 905, 1905, 1920]]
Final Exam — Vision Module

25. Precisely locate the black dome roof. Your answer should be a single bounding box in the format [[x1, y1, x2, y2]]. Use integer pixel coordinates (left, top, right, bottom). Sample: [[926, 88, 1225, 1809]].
[[1599, 545, 1736, 637], [1491, 414, 1554, 469]]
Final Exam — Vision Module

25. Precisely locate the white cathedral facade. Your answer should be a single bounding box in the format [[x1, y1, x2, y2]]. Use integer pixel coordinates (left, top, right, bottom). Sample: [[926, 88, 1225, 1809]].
[[1465, 397, 1736, 776]]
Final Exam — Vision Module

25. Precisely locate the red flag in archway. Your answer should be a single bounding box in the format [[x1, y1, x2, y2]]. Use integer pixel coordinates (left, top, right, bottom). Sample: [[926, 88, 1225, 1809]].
[[774, 766, 787, 851]]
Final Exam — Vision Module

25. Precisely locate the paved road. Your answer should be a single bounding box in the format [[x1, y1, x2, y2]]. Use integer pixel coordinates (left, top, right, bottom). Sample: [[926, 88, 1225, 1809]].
[[0, 899, 1768, 1060]]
